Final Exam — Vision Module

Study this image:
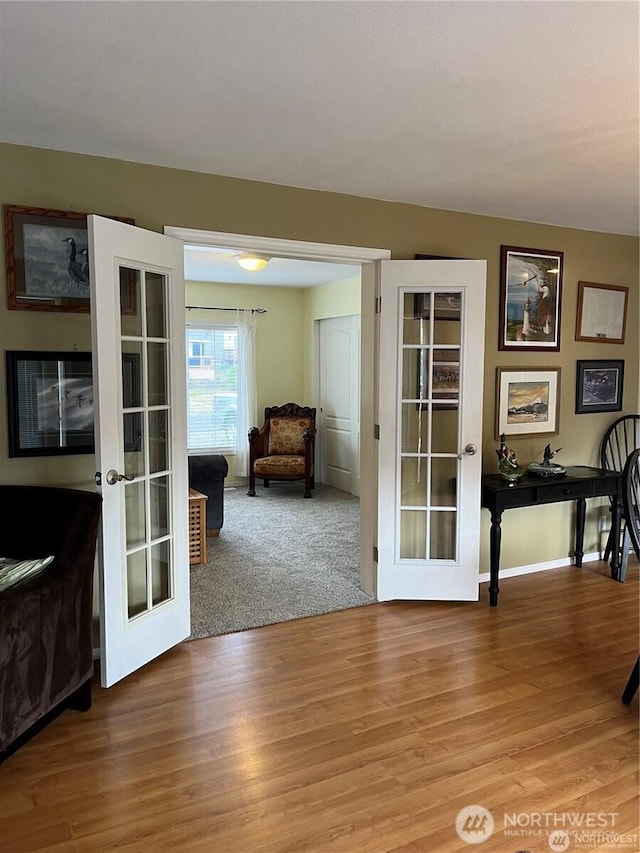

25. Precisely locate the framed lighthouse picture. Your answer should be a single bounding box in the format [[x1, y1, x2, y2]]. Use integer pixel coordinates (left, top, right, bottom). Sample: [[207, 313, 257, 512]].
[[498, 245, 564, 352], [4, 205, 134, 312]]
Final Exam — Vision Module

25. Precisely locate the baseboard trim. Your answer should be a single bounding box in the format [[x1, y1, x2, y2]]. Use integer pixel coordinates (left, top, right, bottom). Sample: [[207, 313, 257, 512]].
[[478, 551, 602, 584]]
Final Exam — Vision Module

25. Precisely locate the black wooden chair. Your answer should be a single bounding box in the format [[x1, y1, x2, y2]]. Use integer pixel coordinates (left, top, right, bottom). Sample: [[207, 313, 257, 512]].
[[600, 414, 640, 577], [620, 448, 639, 705]]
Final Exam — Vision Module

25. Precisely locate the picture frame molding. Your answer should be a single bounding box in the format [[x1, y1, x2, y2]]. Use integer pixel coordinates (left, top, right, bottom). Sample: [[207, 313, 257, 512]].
[[498, 244, 564, 352], [495, 366, 561, 439]]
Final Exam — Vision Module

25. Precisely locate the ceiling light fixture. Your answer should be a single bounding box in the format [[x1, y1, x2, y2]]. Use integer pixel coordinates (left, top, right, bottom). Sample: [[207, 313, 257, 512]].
[[234, 253, 270, 272]]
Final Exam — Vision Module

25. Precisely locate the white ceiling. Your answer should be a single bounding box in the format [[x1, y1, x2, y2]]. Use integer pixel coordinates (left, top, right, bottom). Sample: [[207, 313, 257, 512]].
[[1, 1, 638, 240], [184, 245, 357, 286]]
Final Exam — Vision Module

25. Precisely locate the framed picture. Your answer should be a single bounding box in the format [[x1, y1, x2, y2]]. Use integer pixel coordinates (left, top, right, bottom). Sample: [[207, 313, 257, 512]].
[[6, 350, 95, 457], [416, 348, 459, 409], [498, 245, 564, 351], [575, 281, 628, 344], [575, 360, 624, 414], [413, 292, 462, 321], [6, 350, 142, 457], [495, 367, 561, 438], [431, 348, 459, 408], [4, 204, 134, 312]]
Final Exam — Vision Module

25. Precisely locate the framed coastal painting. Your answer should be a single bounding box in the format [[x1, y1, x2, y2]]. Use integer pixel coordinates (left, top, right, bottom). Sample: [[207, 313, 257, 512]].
[[4, 204, 134, 312], [495, 366, 561, 438], [498, 245, 564, 352]]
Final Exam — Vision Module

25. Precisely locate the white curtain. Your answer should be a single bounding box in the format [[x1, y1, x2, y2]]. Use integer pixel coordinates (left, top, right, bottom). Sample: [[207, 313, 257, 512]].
[[235, 309, 258, 476]]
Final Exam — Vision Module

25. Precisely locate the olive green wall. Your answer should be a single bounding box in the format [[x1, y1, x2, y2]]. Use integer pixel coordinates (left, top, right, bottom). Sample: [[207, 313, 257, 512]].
[[1, 143, 638, 572], [303, 275, 361, 403]]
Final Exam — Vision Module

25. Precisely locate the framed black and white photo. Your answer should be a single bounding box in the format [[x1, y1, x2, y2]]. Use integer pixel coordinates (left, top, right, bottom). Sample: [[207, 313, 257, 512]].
[[6, 351, 95, 457], [575, 360, 624, 414]]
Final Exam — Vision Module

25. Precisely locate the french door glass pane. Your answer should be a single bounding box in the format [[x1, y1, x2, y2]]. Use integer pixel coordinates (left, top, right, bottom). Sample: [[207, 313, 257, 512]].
[[430, 511, 456, 560], [400, 510, 427, 559], [147, 342, 168, 406], [120, 267, 142, 336], [151, 542, 170, 606], [431, 458, 457, 506], [401, 457, 428, 506], [145, 272, 166, 338], [149, 409, 169, 474], [125, 481, 146, 549], [119, 265, 174, 622], [127, 550, 147, 619], [399, 288, 462, 563], [150, 476, 169, 539], [123, 413, 144, 478]]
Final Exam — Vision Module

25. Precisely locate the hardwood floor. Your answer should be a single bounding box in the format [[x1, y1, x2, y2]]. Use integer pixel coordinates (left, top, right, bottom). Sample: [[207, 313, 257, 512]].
[[1, 561, 638, 852]]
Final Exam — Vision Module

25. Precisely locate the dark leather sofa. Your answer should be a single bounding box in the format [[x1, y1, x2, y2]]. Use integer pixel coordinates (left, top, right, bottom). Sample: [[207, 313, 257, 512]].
[[0, 485, 102, 764], [188, 454, 229, 535]]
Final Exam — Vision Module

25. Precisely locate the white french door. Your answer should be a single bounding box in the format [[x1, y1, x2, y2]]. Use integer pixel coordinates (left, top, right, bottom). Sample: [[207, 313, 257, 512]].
[[377, 260, 486, 601], [88, 215, 189, 687]]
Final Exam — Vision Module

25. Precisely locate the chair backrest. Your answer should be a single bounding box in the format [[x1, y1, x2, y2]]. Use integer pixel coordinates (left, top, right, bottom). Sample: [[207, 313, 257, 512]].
[[622, 448, 640, 560], [264, 402, 316, 424], [263, 403, 316, 456], [601, 414, 640, 473]]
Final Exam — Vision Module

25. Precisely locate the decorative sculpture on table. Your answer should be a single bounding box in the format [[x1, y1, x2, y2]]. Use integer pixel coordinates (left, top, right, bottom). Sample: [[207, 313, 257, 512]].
[[528, 443, 566, 478], [496, 433, 524, 484]]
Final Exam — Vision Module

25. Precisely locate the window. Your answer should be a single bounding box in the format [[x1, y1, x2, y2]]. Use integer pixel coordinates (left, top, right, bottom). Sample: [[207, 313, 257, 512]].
[[186, 324, 238, 451]]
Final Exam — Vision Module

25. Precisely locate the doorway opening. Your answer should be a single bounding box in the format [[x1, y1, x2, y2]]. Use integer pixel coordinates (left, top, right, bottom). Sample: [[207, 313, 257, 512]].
[[165, 227, 390, 636]]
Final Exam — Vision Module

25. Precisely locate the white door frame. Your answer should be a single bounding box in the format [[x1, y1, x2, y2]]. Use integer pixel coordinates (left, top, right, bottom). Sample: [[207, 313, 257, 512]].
[[164, 226, 390, 598]]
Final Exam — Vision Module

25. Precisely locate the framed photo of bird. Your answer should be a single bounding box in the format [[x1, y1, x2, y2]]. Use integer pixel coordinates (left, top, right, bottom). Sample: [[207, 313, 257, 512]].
[[4, 205, 134, 312], [498, 245, 564, 352]]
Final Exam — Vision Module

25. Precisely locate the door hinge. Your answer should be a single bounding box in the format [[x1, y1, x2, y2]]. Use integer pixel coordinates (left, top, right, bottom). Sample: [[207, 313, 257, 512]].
[[373, 545, 379, 563], [95, 471, 102, 487], [375, 296, 382, 314], [374, 424, 380, 440]]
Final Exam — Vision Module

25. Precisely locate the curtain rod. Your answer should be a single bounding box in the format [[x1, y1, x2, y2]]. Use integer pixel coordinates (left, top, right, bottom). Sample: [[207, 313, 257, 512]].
[[185, 305, 267, 314]]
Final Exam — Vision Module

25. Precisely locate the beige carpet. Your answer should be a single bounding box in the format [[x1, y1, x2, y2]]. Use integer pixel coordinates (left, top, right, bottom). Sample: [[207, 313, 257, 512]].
[[189, 482, 374, 639]]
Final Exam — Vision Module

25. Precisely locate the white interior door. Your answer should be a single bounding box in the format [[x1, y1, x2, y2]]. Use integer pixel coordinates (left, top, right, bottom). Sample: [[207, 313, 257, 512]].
[[318, 315, 360, 495], [88, 215, 189, 687], [377, 260, 486, 601]]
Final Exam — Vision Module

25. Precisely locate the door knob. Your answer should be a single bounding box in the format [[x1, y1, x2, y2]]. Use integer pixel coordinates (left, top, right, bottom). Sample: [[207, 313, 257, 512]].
[[457, 444, 477, 459], [105, 469, 135, 486]]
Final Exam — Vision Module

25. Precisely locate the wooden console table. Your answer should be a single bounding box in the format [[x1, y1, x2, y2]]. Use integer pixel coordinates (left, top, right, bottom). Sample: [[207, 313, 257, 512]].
[[481, 465, 623, 607], [188, 488, 208, 565]]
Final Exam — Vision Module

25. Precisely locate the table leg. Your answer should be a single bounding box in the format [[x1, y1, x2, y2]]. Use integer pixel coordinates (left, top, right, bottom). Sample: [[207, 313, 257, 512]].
[[575, 497, 586, 567], [489, 510, 502, 606], [610, 495, 622, 581]]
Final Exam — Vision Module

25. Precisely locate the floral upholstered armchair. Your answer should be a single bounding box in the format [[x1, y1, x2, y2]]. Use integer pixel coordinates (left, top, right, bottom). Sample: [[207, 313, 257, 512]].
[[247, 403, 316, 498]]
